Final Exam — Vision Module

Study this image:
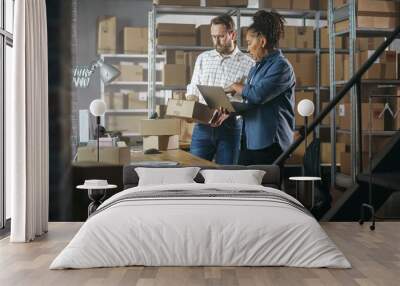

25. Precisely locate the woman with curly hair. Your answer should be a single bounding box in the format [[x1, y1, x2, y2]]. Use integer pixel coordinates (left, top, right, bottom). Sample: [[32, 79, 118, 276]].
[[217, 10, 296, 165]]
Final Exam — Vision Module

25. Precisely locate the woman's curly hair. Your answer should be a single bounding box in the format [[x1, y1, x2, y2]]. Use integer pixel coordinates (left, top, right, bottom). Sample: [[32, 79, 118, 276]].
[[249, 10, 286, 49]]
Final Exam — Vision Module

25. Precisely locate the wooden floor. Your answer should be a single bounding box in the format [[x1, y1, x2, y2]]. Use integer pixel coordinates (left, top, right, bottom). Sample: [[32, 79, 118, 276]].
[[0, 222, 399, 286]]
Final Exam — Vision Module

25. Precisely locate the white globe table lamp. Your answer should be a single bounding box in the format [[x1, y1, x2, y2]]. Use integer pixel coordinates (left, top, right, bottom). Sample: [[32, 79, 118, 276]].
[[297, 99, 315, 171], [89, 99, 107, 162]]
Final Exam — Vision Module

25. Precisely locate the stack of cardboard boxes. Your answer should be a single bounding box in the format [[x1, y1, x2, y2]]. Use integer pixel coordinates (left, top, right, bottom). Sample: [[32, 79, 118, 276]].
[[344, 51, 397, 81], [259, 0, 312, 9], [104, 91, 148, 110], [157, 23, 196, 46], [97, 16, 148, 55], [97, 16, 117, 54], [163, 47, 201, 86], [140, 119, 181, 151], [335, 0, 400, 32], [122, 27, 148, 54]]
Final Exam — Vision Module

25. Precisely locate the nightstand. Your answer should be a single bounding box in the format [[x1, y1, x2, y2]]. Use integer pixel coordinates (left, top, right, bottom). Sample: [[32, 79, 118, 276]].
[[289, 176, 321, 209], [76, 183, 117, 216]]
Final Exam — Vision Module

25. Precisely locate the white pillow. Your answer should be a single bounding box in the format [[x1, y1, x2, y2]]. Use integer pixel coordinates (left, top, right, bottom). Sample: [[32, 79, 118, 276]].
[[135, 167, 201, 186], [200, 169, 266, 185]]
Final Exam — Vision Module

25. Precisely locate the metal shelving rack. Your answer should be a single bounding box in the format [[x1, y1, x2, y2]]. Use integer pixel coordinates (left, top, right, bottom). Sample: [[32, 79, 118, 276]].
[[148, 4, 331, 142], [100, 53, 166, 134], [328, 0, 400, 187]]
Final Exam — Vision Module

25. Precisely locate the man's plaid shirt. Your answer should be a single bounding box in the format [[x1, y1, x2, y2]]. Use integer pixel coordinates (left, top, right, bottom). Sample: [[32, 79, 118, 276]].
[[186, 46, 254, 104]]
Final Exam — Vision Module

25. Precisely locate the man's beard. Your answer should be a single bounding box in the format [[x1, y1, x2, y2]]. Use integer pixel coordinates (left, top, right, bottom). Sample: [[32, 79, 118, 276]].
[[215, 42, 233, 54]]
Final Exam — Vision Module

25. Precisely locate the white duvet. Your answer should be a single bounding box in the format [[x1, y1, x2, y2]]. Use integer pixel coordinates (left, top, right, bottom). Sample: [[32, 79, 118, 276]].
[[50, 183, 351, 269]]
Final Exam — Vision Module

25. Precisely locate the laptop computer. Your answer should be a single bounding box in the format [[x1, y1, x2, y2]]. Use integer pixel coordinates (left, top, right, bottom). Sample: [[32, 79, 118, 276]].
[[196, 85, 250, 113]]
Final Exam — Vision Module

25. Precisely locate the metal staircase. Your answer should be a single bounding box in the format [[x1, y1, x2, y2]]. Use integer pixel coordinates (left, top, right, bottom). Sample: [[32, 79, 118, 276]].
[[274, 25, 400, 226], [322, 130, 400, 221]]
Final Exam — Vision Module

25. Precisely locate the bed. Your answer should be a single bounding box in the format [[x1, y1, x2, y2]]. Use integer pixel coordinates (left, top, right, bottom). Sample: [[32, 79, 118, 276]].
[[50, 165, 350, 269]]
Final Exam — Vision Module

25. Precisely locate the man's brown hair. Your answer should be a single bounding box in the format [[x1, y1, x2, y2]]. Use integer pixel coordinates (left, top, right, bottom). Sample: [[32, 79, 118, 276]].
[[210, 14, 235, 31]]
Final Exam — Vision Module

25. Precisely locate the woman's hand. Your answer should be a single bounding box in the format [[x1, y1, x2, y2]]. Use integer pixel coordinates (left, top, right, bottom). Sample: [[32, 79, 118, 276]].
[[210, 107, 230, 127], [228, 82, 244, 95]]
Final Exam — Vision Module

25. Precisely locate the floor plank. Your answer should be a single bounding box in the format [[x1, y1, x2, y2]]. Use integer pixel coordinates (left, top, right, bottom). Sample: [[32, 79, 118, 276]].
[[0, 222, 399, 286]]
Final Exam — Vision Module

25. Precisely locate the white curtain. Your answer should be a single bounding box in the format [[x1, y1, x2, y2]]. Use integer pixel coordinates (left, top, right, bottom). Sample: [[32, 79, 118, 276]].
[[7, 0, 49, 242]]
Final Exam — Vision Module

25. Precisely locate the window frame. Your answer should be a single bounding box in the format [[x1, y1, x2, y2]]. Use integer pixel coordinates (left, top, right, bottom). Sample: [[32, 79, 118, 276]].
[[0, 0, 13, 230]]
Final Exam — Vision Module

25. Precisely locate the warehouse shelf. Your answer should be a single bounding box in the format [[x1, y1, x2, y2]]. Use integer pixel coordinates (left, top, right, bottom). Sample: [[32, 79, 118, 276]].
[[105, 109, 149, 114], [109, 81, 163, 86], [296, 86, 329, 91], [154, 5, 327, 19], [149, 4, 330, 143], [334, 28, 400, 38], [239, 8, 327, 19], [326, 0, 400, 185], [158, 45, 350, 54], [336, 129, 398, 136], [154, 5, 238, 16], [101, 53, 165, 59], [157, 85, 186, 91], [157, 45, 211, 51], [335, 80, 400, 86]]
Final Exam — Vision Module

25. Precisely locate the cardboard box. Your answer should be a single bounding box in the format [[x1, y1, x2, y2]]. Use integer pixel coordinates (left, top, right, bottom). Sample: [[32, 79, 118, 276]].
[[127, 91, 147, 109], [337, 132, 393, 154], [163, 64, 187, 86], [321, 143, 346, 164], [207, 0, 248, 7], [166, 99, 216, 124], [286, 54, 316, 86], [140, 119, 181, 136], [107, 114, 147, 133], [143, 135, 179, 151], [197, 25, 212, 47], [321, 54, 344, 86], [123, 27, 147, 54], [153, 0, 200, 5], [343, 37, 384, 51], [118, 62, 144, 82], [295, 91, 314, 126], [293, 0, 312, 9], [97, 16, 116, 54], [260, 0, 311, 9], [157, 35, 197, 46], [279, 26, 296, 48], [172, 91, 186, 100], [166, 50, 185, 64], [338, 103, 385, 131], [157, 23, 196, 46], [321, 26, 343, 49], [336, 15, 399, 32], [356, 0, 400, 14], [157, 23, 196, 36], [112, 92, 124, 109], [344, 51, 397, 80], [260, 0, 290, 8], [77, 146, 130, 165], [185, 52, 202, 80], [295, 26, 314, 48]]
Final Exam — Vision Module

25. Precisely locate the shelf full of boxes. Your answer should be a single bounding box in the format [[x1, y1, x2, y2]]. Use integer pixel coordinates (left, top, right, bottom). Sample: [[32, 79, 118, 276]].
[[97, 16, 170, 139], [148, 0, 349, 161], [328, 0, 400, 187]]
